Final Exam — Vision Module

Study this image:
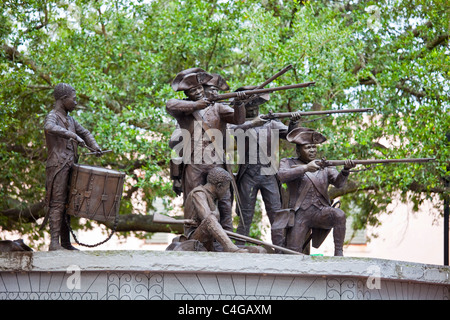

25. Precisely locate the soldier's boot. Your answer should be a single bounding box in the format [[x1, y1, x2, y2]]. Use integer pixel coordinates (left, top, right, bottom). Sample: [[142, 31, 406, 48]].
[[48, 207, 64, 251], [60, 215, 79, 250], [271, 228, 286, 253], [204, 215, 248, 253], [333, 226, 346, 256]]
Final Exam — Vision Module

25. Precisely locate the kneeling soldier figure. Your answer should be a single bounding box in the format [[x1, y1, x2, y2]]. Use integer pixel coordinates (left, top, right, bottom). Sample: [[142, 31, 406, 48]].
[[277, 127, 355, 256]]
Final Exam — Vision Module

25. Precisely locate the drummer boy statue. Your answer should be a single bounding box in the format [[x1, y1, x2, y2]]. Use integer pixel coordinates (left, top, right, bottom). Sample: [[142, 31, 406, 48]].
[[43, 83, 102, 251]]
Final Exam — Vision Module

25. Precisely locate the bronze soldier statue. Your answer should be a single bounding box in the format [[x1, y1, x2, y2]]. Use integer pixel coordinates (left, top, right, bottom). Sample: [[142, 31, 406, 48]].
[[166, 68, 246, 232], [168, 72, 230, 196], [182, 167, 248, 253], [277, 127, 355, 256], [43, 83, 102, 251], [228, 86, 301, 249], [203, 73, 230, 100]]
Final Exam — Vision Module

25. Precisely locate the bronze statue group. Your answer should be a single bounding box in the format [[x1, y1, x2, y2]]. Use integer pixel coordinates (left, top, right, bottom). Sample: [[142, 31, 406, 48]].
[[164, 68, 356, 256], [42, 69, 356, 256]]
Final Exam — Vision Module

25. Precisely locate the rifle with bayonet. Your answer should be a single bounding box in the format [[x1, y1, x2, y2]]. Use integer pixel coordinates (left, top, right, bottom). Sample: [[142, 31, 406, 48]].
[[256, 64, 293, 89], [151, 212, 301, 255], [260, 108, 374, 120], [316, 157, 435, 169], [229, 64, 293, 106], [210, 81, 316, 103]]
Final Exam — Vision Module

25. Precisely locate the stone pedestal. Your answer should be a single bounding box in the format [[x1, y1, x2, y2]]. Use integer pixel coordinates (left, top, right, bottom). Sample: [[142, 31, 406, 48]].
[[0, 250, 449, 300]]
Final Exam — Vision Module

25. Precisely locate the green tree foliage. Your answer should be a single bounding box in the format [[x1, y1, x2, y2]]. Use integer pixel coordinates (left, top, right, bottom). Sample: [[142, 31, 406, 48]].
[[1, 0, 449, 246]]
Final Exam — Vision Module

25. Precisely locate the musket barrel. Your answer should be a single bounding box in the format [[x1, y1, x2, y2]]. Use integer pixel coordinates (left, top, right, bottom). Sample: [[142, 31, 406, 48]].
[[260, 108, 373, 120], [152, 213, 301, 254], [257, 64, 293, 89], [224, 230, 302, 255], [323, 158, 435, 166], [214, 81, 316, 101]]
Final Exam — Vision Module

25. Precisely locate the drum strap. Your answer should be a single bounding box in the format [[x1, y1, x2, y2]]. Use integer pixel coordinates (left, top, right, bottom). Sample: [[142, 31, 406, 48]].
[[91, 172, 110, 220], [85, 170, 94, 215], [71, 169, 94, 217], [106, 173, 123, 220], [68, 164, 80, 211]]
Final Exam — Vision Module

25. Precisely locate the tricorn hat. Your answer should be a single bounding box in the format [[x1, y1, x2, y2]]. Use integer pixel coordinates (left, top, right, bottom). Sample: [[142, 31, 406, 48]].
[[204, 73, 230, 91], [175, 72, 213, 92], [286, 127, 327, 145], [171, 68, 213, 91]]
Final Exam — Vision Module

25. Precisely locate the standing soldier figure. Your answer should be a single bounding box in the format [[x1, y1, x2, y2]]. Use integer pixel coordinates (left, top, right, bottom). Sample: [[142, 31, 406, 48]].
[[43, 83, 102, 251], [168, 72, 230, 196], [166, 68, 246, 232], [277, 127, 355, 256], [229, 86, 301, 249]]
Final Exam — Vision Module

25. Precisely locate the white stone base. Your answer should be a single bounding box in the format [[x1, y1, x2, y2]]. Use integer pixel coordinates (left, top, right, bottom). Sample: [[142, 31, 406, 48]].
[[0, 250, 449, 300]]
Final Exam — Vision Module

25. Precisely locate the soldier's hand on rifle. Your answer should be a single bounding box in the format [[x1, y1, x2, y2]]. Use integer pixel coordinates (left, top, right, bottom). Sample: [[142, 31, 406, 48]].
[[195, 98, 211, 110], [234, 91, 248, 101], [305, 160, 321, 173], [343, 160, 356, 170], [290, 111, 302, 122], [75, 136, 87, 148], [208, 91, 219, 101], [250, 115, 268, 128]]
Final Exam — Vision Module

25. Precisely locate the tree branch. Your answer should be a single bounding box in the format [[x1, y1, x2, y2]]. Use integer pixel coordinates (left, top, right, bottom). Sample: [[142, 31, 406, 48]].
[[352, 20, 447, 88], [1, 43, 52, 85], [395, 83, 426, 99], [97, 7, 108, 40], [0, 201, 45, 225], [3, 143, 46, 162], [329, 180, 365, 199], [0, 200, 183, 233], [25, 3, 49, 33], [404, 20, 433, 40], [102, 214, 183, 234], [426, 33, 449, 50], [1, 43, 169, 132], [80, 94, 173, 133]]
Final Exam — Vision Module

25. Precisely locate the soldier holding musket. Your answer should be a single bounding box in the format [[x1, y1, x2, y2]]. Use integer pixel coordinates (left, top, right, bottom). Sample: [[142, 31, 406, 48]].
[[168, 72, 230, 196], [277, 127, 355, 256], [166, 68, 246, 232], [228, 86, 301, 249]]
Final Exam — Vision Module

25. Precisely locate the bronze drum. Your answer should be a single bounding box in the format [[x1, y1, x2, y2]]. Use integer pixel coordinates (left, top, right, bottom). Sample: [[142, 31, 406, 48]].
[[67, 164, 125, 223]]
